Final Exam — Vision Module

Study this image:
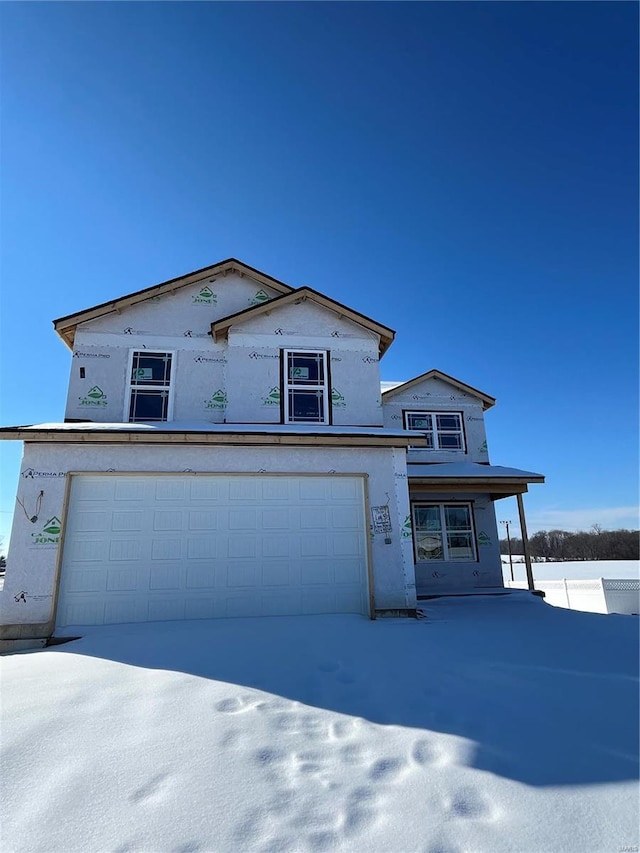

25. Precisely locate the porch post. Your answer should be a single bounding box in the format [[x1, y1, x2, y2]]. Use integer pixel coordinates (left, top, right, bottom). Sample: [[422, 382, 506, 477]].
[[516, 492, 535, 591]]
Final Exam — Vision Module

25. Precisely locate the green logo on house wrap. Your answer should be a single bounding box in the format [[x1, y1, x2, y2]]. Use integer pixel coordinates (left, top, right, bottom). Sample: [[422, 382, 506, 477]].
[[32, 516, 62, 545], [193, 285, 217, 304], [478, 531, 491, 546], [204, 389, 227, 409], [79, 386, 107, 407], [478, 440, 488, 454], [331, 388, 346, 408], [249, 289, 270, 305], [262, 386, 281, 406], [401, 515, 412, 538]]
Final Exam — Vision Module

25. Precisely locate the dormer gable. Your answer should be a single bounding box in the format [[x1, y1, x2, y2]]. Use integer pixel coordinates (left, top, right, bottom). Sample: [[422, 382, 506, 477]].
[[381, 369, 495, 410], [212, 287, 395, 357]]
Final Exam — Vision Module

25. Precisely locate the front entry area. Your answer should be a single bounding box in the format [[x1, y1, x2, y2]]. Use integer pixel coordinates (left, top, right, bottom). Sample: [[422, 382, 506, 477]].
[[55, 474, 370, 627]]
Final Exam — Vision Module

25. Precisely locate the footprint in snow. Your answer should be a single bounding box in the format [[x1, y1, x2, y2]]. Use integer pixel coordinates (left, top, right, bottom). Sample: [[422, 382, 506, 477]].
[[215, 695, 259, 714], [368, 757, 407, 782], [448, 786, 496, 820]]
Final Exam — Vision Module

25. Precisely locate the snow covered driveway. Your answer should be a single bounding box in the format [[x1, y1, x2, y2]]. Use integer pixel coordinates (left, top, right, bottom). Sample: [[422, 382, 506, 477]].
[[1, 594, 638, 852]]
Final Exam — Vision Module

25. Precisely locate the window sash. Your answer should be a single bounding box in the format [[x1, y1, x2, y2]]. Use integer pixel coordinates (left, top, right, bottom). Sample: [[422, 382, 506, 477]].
[[128, 351, 173, 422], [283, 350, 329, 423], [404, 411, 465, 451], [412, 503, 476, 561]]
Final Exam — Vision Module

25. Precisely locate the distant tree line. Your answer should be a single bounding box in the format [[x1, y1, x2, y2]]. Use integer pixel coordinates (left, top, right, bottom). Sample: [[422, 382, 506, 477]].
[[500, 526, 639, 561]]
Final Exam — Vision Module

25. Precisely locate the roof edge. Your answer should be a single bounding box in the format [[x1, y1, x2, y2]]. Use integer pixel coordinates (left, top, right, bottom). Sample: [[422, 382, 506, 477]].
[[211, 286, 396, 356]]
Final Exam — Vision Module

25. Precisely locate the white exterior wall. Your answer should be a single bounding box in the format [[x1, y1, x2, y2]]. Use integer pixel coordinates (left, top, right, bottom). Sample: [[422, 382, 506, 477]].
[[64, 279, 384, 428], [1, 442, 415, 633], [64, 273, 281, 423], [224, 302, 382, 425], [382, 377, 490, 463], [409, 491, 503, 593]]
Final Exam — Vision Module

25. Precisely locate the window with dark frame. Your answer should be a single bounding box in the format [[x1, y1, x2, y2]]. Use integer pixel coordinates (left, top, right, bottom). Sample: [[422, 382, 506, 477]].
[[404, 411, 465, 450], [283, 350, 329, 424], [412, 503, 476, 562], [128, 351, 172, 422]]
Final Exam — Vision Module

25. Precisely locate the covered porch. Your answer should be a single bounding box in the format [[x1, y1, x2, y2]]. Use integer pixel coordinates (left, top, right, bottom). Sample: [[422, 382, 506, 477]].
[[407, 462, 545, 598]]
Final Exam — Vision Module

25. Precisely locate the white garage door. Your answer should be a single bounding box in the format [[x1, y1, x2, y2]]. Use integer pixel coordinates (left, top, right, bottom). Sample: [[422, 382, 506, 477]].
[[56, 474, 369, 627]]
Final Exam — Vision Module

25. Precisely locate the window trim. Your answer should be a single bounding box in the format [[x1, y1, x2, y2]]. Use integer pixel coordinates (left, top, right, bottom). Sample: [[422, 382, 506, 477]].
[[126, 349, 176, 423], [411, 501, 477, 562], [403, 410, 466, 452], [281, 349, 331, 425]]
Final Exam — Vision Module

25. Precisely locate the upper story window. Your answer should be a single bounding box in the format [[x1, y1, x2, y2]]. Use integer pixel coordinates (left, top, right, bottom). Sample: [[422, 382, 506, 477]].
[[128, 351, 173, 422], [283, 350, 330, 424], [404, 411, 465, 451]]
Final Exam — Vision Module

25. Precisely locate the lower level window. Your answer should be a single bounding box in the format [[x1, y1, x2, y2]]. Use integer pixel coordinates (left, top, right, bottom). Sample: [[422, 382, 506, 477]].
[[412, 503, 476, 561], [128, 351, 173, 422]]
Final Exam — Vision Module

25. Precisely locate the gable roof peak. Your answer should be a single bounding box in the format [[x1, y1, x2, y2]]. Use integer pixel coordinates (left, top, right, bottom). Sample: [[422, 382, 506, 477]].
[[211, 285, 395, 357], [381, 369, 495, 409], [52, 258, 294, 349]]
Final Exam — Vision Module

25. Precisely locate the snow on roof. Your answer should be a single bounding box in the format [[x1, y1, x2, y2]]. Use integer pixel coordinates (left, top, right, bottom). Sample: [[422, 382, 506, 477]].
[[6, 421, 417, 438], [407, 461, 544, 481]]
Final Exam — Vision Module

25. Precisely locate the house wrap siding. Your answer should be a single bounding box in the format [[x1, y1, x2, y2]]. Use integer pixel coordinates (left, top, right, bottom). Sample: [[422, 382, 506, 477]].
[[1, 442, 414, 634], [64, 272, 281, 423], [410, 493, 502, 593], [382, 376, 490, 464]]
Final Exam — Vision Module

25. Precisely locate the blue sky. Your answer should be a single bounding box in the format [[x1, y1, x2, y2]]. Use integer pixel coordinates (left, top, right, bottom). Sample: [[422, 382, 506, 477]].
[[0, 1, 638, 547]]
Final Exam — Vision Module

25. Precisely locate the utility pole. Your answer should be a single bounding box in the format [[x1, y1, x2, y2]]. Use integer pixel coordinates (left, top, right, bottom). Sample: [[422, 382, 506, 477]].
[[500, 520, 514, 582]]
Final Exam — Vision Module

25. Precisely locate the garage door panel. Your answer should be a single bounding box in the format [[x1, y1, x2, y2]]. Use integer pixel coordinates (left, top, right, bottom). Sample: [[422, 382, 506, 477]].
[[188, 510, 217, 531], [57, 474, 369, 627], [114, 479, 147, 501], [65, 539, 105, 562], [154, 479, 187, 501], [104, 599, 137, 625], [153, 510, 184, 531], [301, 536, 329, 558], [331, 479, 359, 500], [186, 564, 216, 588], [230, 479, 259, 501], [109, 540, 142, 561], [106, 568, 138, 592], [262, 510, 289, 529], [335, 559, 365, 584], [187, 538, 218, 560], [301, 560, 330, 585], [332, 533, 363, 556], [66, 570, 106, 593], [189, 479, 220, 501], [149, 566, 182, 590], [261, 479, 290, 500], [72, 512, 109, 533], [151, 538, 182, 560], [112, 511, 143, 531], [331, 507, 361, 529], [261, 536, 290, 558], [73, 477, 113, 502], [147, 598, 185, 622], [229, 509, 257, 530], [260, 562, 292, 586], [226, 562, 259, 588]]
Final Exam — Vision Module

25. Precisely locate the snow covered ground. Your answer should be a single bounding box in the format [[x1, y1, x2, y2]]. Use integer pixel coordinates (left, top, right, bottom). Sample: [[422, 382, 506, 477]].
[[502, 558, 639, 582], [1, 594, 638, 853]]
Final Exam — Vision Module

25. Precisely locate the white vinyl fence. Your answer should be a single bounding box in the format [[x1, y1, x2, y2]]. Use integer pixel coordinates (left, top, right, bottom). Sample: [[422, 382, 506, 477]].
[[505, 578, 639, 615]]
